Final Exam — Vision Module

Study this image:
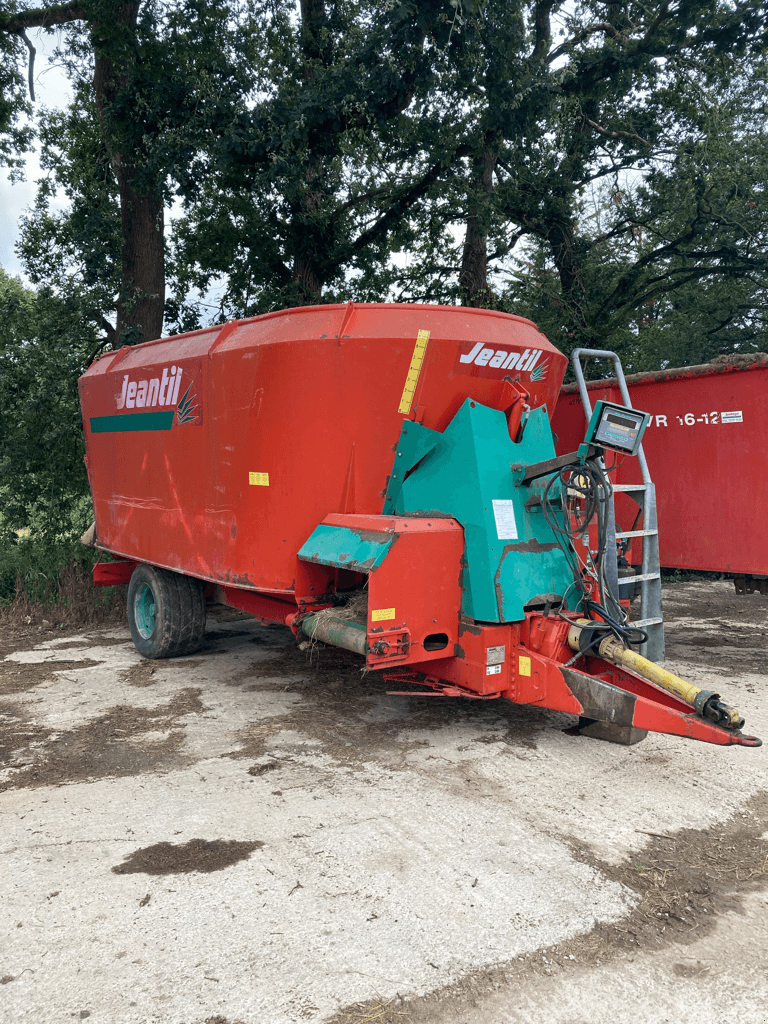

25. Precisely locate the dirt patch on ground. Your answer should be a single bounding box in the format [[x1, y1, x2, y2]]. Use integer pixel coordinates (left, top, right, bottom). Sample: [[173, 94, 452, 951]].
[[222, 639, 556, 769], [195, 628, 265, 654], [0, 659, 104, 695], [0, 625, 80, 659], [112, 838, 264, 876], [119, 658, 206, 688], [571, 789, 768, 951], [326, 791, 768, 1024], [0, 688, 204, 792], [663, 582, 767, 624], [661, 583, 767, 675]]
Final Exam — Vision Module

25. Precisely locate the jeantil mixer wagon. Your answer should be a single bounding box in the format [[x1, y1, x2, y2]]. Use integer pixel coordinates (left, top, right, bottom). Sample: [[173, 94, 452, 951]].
[[78, 303, 761, 749]]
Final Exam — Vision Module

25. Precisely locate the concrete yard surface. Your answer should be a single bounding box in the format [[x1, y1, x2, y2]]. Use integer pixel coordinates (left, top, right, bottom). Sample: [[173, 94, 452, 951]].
[[1, 580, 766, 1024]]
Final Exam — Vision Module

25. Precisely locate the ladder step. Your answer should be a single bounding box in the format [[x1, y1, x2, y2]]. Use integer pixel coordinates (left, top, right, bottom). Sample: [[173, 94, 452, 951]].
[[618, 572, 661, 583], [613, 483, 646, 492], [631, 617, 664, 628], [615, 529, 658, 539]]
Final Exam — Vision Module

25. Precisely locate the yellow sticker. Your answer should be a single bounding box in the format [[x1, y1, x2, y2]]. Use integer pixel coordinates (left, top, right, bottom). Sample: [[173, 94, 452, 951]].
[[518, 655, 532, 677], [398, 330, 430, 415], [371, 607, 396, 622], [249, 472, 269, 486]]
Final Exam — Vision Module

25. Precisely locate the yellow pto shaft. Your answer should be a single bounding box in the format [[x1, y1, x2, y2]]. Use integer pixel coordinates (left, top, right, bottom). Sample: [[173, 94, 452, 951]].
[[567, 621, 745, 731]]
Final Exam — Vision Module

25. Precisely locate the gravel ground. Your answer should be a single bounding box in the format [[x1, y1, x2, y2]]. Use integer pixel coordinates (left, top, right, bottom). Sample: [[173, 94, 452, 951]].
[[1, 581, 766, 1024]]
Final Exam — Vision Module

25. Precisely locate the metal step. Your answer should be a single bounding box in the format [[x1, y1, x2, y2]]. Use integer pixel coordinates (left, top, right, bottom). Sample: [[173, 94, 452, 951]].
[[630, 616, 664, 628], [612, 483, 646, 492], [615, 529, 658, 539], [618, 572, 660, 583]]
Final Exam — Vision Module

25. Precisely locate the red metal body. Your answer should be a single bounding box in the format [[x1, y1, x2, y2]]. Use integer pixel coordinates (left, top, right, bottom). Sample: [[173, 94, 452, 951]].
[[79, 303, 565, 593], [551, 356, 768, 575], [306, 513, 465, 670]]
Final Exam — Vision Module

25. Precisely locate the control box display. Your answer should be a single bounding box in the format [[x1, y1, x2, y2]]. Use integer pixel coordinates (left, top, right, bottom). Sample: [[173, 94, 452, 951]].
[[585, 400, 650, 456]]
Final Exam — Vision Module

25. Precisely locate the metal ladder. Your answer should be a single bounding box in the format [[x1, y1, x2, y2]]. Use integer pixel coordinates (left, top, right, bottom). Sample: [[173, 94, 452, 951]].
[[571, 348, 665, 663]]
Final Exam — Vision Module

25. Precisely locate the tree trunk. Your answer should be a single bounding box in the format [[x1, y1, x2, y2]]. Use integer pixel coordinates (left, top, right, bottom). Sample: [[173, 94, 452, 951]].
[[459, 146, 497, 308], [117, 176, 165, 342], [290, 248, 324, 306], [92, 2, 165, 344], [284, 0, 330, 307], [544, 218, 594, 346], [1, 1, 166, 344]]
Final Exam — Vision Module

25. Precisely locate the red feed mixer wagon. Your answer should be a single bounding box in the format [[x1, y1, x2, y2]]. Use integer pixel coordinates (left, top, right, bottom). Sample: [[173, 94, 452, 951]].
[[78, 303, 760, 749]]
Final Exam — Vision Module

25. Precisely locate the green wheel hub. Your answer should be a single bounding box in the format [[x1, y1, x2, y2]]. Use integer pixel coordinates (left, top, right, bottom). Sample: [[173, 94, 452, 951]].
[[134, 582, 156, 640]]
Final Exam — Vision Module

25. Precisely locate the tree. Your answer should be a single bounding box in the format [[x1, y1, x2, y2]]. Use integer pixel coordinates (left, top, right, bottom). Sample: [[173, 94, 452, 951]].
[[1, 0, 256, 344], [0, 268, 95, 536], [410, 0, 768, 358], [501, 51, 768, 368], [166, 0, 463, 320]]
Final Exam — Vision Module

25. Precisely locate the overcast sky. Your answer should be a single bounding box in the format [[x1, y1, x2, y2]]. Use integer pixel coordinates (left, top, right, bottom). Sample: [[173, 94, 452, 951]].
[[1, 28, 72, 283]]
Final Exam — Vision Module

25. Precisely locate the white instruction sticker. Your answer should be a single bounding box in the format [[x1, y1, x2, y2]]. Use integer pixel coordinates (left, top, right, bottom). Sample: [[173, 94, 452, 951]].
[[486, 645, 506, 665], [486, 664, 502, 675], [721, 410, 743, 423], [492, 500, 518, 540]]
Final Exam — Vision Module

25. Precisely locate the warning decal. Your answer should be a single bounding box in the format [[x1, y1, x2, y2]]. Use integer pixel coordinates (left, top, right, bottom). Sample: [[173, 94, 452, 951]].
[[371, 608, 396, 622]]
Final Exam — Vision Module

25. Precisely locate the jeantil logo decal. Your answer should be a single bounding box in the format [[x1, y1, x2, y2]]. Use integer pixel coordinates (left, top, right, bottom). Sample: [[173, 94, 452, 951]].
[[454, 343, 548, 380], [116, 366, 184, 411], [88, 362, 202, 434]]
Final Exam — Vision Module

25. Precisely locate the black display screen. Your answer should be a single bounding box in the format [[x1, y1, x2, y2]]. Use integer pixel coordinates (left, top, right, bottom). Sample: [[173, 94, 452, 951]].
[[606, 413, 637, 430]]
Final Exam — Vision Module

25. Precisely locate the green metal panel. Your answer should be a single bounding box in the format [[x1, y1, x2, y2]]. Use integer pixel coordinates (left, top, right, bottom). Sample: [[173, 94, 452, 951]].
[[382, 421, 442, 514], [388, 399, 574, 623], [90, 412, 175, 433], [298, 523, 395, 572]]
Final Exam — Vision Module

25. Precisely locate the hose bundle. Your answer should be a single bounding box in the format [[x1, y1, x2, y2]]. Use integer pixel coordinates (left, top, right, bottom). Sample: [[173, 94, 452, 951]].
[[540, 457, 648, 652]]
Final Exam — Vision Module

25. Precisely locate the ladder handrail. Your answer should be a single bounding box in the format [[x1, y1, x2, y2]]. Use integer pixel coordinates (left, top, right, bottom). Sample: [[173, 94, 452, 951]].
[[570, 347, 651, 485], [569, 347, 664, 663]]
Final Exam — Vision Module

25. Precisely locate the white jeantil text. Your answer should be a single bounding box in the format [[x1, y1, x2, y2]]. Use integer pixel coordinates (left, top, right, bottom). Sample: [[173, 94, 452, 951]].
[[117, 366, 184, 410], [459, 343, 541, 372]]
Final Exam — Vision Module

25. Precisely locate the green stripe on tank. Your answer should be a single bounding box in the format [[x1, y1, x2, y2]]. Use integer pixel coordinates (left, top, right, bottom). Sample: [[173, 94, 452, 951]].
[[90, 411, 175, 433]]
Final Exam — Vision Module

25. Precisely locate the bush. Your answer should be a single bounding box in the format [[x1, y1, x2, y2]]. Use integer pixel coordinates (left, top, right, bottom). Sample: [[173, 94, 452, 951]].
[[0, 532, 126, 627]]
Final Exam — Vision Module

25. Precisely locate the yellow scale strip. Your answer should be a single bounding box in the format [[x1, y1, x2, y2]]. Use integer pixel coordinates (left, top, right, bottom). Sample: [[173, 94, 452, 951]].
[[398, 329, 430, 415]]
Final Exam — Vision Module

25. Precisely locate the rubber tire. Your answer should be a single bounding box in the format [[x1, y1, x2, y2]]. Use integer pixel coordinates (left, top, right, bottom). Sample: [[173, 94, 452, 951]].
[[127, 565, 206, 659]]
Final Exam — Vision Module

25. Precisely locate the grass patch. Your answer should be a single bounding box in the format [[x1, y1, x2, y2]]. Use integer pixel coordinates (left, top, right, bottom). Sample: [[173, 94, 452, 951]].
[[0, 534, 126, 627]]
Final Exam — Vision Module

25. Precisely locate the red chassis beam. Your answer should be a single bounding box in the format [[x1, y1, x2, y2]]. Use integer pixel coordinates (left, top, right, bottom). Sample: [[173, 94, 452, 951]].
[[385, 613, 761, 748], [93, 559, 137, 586]]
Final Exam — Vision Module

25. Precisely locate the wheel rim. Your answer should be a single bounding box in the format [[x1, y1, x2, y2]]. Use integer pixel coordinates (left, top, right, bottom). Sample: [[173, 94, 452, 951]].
[[134, 582, 156, 640]]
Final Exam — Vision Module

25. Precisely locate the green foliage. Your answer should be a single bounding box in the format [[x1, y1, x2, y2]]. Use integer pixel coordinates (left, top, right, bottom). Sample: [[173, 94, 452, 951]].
[[494, 40, 768, 371], [0, 15, 33, 169], [0, 268, 96, 537], [166, 0, 463, 320], [17, 88, 121, 330], [0, 532, 99, 604]]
